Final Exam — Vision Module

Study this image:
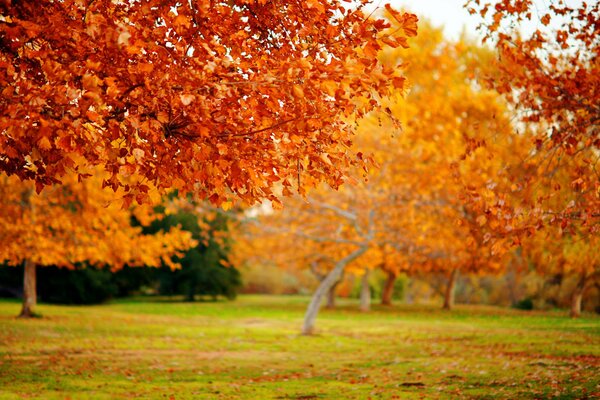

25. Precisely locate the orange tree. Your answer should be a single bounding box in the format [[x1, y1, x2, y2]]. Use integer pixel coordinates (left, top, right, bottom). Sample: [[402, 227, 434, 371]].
[[0, 172, 194, 317], [0, 1, 417, 206]]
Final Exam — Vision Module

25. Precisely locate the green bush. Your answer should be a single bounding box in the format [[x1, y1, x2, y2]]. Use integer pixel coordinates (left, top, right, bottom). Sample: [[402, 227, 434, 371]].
[[37, 266, 117, 304], [513, 297, 534, 310], [144, 205, 241, 301]]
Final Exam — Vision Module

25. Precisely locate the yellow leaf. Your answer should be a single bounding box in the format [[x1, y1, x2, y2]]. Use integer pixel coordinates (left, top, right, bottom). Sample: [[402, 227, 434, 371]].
[[138, 63, 154, 73], [38, 136, 52, 150], [292, 84, 304, 99], [321, 80, 337, 97], [132, 148, 144, 161], [180, 94, 195, 106], [476, 215, 487, 226]]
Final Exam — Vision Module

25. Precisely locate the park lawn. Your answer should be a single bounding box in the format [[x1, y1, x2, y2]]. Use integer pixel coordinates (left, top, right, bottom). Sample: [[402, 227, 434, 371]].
[[0, 296, 598, 399]]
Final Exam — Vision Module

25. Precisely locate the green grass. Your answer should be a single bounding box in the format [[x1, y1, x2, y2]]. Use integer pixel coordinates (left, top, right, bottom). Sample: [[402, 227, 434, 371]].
[[0, 296, 598, 399]]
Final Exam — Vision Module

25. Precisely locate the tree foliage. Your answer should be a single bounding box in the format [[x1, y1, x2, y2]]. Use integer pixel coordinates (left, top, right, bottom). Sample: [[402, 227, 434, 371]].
[[0, 171, 194, 316], [0, 0, 417, 206], [467, 0, 600, 233], [0, 172, 193, 269]]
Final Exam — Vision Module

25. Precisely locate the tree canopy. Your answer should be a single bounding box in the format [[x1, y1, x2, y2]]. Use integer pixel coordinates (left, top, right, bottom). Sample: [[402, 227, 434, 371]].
[[0, 0, 417, 206]]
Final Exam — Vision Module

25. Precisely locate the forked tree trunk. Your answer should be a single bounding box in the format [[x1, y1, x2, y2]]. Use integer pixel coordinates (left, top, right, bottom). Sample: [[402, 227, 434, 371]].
[[302, 247, 367, 335], [359, 268, 371, 312], [381, 270, 397, 306], [19, 259, 37, 318], [570, 274, 587, 318], [443, 268, 459, 311]]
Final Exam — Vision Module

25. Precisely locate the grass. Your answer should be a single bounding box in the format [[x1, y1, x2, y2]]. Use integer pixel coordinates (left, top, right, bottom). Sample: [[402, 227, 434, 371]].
[[0, 295, 598, 399]]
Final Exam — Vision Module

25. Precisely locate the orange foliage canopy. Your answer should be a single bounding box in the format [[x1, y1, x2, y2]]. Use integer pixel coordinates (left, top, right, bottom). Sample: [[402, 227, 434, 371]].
[[0, 172, 195, 270], [468, 0, 598, 152], [0, 0, 417, 206], [467, 0, 600, 232]]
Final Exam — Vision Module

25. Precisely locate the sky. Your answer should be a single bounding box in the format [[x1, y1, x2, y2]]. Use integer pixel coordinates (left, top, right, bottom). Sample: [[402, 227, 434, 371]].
[[388, 0, 481, 40], [388, 0, 587, 42]]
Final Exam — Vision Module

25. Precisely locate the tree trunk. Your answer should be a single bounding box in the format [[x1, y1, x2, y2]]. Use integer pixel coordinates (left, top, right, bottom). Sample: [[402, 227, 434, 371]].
[[326, 279, 341, 309], [570, 274, 587, 318], [359, 268, 371, 312], [302, 247, 367, 335], [19, 259, 37, 318], [381, 270, 397, 306], [443, 268, 459, 311]]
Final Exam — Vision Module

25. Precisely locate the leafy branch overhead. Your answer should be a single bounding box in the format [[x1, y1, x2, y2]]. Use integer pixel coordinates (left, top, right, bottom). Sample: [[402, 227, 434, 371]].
[[0, 0, 417, 205]]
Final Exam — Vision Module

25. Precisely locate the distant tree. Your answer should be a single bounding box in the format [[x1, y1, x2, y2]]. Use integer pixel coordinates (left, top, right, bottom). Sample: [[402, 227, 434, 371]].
[[523, 231, 600, 318], [36, 266, 116, 305]]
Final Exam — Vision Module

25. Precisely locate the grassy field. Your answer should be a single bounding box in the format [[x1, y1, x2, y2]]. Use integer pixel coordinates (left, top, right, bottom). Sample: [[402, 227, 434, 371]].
[[0, 296, 598, 399]]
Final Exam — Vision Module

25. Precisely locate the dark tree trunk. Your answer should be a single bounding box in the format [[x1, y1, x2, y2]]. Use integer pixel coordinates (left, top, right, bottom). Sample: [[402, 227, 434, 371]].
[[302, 247, 367, 335], [359, 268, 371, 312], [19, 259, 37, 318], [381, 270, 397, 306], [443, 268, 459, 311]]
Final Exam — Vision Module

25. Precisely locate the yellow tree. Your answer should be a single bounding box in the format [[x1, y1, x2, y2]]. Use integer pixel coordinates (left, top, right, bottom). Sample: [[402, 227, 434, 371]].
[[0, 172, 195, 317], [358, 18, 528, 310]]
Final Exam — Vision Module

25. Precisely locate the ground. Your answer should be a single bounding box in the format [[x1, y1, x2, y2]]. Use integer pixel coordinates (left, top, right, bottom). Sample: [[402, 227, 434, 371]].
[[0, 296, 598, 399]]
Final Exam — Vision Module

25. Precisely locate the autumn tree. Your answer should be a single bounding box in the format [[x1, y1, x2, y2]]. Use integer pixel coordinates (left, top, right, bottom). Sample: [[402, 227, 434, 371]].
[[0, 0, 417, 206], [0, 172, 194, 317], [464, 1, 599, 317], [378, 245, 409, 306], [234, 18, 529, 332]]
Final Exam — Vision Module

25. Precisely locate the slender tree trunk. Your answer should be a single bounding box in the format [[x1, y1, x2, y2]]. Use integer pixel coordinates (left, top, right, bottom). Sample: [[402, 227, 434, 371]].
[[443, 268, 459, 311], [19, 259, 37, 318], [359, 268, 371, 312], [570, 274, 587, 318], [326, 279, 341, 309], [381, 270, 397, 306], [302, 247, 367, 335]]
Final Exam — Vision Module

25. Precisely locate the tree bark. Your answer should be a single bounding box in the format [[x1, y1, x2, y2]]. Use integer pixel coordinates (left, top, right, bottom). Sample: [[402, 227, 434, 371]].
[[19, 259, 37, 318], [381, 270, 397, 306], [570, 274, 587, 318], [359, 268, 371, 312], [302, 247, 367, 335], [325, 278, 341, 309], [442, 268, 459, 311]]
